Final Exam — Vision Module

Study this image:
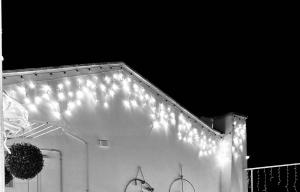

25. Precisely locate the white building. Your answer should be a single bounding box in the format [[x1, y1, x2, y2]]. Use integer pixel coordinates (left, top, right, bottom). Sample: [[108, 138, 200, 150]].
[[4, 62, 248, 192]]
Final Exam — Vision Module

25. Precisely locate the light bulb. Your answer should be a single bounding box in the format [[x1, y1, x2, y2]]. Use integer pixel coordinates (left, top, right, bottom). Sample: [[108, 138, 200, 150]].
[[28, 81, 36, 89]]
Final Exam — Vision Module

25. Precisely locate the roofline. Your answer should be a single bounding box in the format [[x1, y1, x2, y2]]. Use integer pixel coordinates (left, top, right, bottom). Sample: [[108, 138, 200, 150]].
[[3, 62, 123, 76], [3, 62, 223, 136]]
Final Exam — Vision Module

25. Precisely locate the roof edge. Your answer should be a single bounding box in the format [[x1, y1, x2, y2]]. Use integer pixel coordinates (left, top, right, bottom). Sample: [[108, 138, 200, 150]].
[[3, 62, 223, 136], [3, 62, 124, 76]]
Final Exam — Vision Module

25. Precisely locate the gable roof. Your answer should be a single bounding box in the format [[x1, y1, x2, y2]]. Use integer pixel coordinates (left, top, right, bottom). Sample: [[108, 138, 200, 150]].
[[3, 62, 222, 136]]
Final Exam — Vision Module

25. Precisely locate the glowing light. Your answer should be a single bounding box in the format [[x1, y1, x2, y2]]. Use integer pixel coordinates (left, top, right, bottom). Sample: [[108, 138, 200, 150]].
[[99, 84, 106, 92], [34, 96, 42, 105], [17, 86, 26, 95], [64, 79, 71, 86], [104, 76, 111, 84], [76, 100, 82, 106], [68, 91, 74, 98], [64, 110, 72, 116], [28, 81, 36, 89], [57, 83, 64, 90], [153, 121, 160, 130], [130, 99, 138, 108], [24, 98, 31, 104], [108, 89, 115, 97], [58, 92, 65, 101], [123, 100, 130, 109], [28, 104, 38, 112], [104, 102, 109, 109], [76, 90, 84, 99], [53, 111, 61, 119], [67, 102, 76, 110], [77, 78, 83, 85], [41, 84, 52, 93], [49, 101, 60, 110], [122, 79, 131, 93], [42, 93, 50, 100], [86, 80, 96, 89], [216, 140, 231, 168], [112, 83, 119, 91]]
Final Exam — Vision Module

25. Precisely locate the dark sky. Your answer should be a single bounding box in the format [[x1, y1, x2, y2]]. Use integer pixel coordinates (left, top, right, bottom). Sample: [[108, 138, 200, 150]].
[[2, 2, 298, 168]]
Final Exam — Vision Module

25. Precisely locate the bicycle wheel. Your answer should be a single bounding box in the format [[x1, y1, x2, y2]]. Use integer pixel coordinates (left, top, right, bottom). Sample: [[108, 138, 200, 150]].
[[169, 178, 195, 192], [124, 178, 154, 192]]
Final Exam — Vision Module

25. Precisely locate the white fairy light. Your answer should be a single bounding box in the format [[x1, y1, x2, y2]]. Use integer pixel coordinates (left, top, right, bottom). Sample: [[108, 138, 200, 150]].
[[122, 80, 131, 93], [64, 79, 71, 86], [86, 79, 96, 89], [68, 91, 74, 98], [112, 83, 119, 91], [104, 76, 111, 84], [67, 102, 76, 110], [49, 101, 60, 111], [130, 100, 138, 108], [53, 111, 61, 119], [34, 96, 42, 105], [99, 84, 106, 92], [42, 93, 50, 100], [57, 83, 64, 90], [77, 78, 83, 85], [28, 81, 36, 89], [103, 102, 109, 109], [108, 89, 115, 97], [24, 98, 31, 104], [17, 86, 26, 95], [92, 75, 98, 81], [28, 104, 38, 112], [41, 84, 52, 93], [58, 92, 65, 101], [64, 110, 72, 116], [123, 100, 130, 109], [76, 90, 84, 99], [76, 100, 82, 106], [153, 121, 160, 130]]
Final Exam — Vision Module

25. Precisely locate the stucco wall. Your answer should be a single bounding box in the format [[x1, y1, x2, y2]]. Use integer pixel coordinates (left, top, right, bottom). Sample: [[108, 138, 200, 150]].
[[4, 66, 246, 192]]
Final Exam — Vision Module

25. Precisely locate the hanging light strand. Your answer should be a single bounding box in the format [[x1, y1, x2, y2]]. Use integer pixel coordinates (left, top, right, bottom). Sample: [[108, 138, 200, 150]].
[[294, 165, 298, 192], [270, 168, 273, 182], [257, 169, 260, 192], [285, 166, 289, 192], [264, 168, 267, 192], [278, 167, 281, 186]]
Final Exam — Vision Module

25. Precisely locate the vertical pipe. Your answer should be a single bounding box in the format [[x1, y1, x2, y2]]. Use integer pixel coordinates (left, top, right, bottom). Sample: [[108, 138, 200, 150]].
[[41, 149, 63, 192], [63, 130, 89, 192]]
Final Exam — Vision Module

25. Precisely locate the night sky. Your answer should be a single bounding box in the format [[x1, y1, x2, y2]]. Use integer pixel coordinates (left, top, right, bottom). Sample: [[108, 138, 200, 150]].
[[2, 2, 298, 168]]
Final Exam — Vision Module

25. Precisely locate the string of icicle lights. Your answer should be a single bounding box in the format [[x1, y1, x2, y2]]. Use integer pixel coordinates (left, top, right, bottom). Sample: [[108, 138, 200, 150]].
[[247, 165, 299, 192], [232, 117, 246, 160], [4, 70, 221, 158]]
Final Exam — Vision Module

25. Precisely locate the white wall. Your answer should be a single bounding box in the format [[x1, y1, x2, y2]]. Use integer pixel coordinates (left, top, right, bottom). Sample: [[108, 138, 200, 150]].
[[4, 68, 245, 192]]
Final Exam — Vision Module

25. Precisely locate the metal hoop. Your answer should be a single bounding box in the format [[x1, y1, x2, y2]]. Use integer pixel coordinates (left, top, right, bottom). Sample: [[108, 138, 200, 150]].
[[124, 178, 154, 192], [169, 177, 195, 192]]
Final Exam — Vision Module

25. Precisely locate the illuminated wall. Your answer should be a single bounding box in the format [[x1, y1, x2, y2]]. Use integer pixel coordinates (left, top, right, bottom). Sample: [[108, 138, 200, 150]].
[[4, 63, 247, 192]]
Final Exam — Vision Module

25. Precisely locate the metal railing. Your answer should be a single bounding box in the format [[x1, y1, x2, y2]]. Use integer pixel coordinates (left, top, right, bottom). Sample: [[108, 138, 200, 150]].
[[246, 163, 300, 192]]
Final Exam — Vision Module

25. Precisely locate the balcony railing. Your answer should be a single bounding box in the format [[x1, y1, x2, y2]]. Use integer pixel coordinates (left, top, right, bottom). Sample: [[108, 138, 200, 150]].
[[245, 162, 300, 192]]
